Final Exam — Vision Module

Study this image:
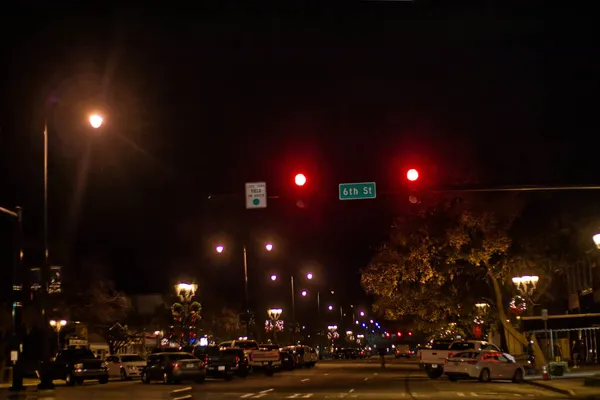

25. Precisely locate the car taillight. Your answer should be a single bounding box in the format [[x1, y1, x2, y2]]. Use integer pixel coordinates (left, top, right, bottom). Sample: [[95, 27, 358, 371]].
[[199, 361, 204, 368], [204, 356, 209, 363], [235, 356, 240, 364], [172, 363, 179, 368]]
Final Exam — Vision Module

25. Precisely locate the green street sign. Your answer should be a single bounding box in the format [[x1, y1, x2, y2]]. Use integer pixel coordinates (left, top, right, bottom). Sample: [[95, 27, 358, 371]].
[[339, 182, 376, 200]]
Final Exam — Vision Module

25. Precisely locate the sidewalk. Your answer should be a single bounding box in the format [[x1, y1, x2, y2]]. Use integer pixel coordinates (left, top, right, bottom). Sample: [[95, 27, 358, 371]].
[[525, 369, 600, 399], [0, 378, 41, 389]]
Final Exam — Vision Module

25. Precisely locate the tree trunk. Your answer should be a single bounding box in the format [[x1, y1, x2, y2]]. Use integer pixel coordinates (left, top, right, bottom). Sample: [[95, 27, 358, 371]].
[[489, 272, 547, 367]]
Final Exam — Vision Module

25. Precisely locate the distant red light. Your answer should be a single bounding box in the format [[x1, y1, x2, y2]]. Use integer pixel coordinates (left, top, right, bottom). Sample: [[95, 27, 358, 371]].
[[408, 332, 412, 336], [295, 173, 307, 186], [407, 169, 419, 182]]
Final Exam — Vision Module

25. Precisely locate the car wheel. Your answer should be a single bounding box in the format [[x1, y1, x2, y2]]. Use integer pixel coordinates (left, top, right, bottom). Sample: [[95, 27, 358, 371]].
[[512, 368, 524, 383], [141, 371, 150, 384], [162, 372, 171, 384], [120, 369, 127, 381], [479, 368, 491, 382]]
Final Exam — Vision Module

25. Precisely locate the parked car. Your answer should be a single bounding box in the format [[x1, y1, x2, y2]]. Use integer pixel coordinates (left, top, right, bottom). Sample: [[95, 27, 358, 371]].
[[420, 340, 502, 379], [141, 352, 206, 384], [279, 349, 298, 371], [48, 346, 108, 386], [444, 350, 525, 383], [106, 354, 146, 380]]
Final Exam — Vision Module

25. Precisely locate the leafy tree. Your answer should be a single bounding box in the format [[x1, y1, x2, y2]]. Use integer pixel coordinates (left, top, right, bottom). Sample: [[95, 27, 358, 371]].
[[361, 193, 548, 365]]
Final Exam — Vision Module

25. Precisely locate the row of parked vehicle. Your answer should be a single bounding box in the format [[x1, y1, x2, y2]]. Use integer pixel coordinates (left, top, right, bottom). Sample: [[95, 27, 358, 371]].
[[45, 339, 318, 386]]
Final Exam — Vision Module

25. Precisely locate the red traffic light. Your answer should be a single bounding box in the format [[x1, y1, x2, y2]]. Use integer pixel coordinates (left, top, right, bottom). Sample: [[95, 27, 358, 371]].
[[295, 173, 307, 186], [406, 169, 419, 182]]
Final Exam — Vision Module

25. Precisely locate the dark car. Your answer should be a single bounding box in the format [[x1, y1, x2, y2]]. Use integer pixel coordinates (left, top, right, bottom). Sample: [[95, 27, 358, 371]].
[[141, 352, 206, 384], [196, 346, 249, 380], [50, 347, 108, 386]]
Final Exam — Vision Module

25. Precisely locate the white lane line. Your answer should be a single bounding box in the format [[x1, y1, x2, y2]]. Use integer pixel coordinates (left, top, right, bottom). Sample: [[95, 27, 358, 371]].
[[301, 378, 310, 382], [364, 377, 369, 381], [457, 393, 465, 397], [259, 389, 275, 393], [324, 373, 329, 376], [241, 395, 254, 399], [251, 395, 267, 399], [349, 389, 355, 393], [470, 393, 479, 397]]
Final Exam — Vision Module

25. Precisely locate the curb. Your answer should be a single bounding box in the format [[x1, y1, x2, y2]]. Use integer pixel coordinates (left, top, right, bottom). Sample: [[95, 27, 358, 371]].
[[525, 380, 576, 397]]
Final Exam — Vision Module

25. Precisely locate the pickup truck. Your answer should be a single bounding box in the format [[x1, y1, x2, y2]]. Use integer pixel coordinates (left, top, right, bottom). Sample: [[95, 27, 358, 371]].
[[218, 340, 281, 376], [48, 346, 109, 385], [196, 346, 249, 380], [419, 340, 503, 379]]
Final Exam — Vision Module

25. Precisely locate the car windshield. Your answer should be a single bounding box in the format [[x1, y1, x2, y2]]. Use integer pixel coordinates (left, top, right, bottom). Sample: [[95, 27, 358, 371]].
[[121, 355, 145, 362]]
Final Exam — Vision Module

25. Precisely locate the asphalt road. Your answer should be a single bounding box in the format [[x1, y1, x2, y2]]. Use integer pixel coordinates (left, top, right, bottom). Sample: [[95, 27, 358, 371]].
[[1, 359, 569, 399]]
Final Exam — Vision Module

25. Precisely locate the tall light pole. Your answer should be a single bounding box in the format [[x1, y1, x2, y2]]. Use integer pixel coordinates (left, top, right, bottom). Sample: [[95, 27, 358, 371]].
[[38, 114, 103, 390], [216, 242, 273, 337]]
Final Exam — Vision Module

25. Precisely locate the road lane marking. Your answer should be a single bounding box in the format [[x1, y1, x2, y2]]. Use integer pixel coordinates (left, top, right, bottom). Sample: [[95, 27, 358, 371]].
[[364, 377, 369, 381], [259, 389, 275, 393], [470, 393, 479, 397], [301, 378, 310, 382], [241, 395, 254, 399], [324, 373, 329, 375], [251, 395, 267, 399], [457, 394, 465, 397], [349, 389, 355, 393]]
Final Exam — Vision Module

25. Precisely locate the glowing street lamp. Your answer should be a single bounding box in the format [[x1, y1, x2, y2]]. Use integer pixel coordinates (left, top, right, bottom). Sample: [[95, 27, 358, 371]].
[[593, 233, 600, 249], [359, 311, 365, 317], [175, 282, 198, 301], [328, 305, 333, 311], [270, 274, 277, 281], [267, 308, 282, 321], [89, 114, 103, 129], [306, 273, 313, 280], [301, 290, 307, 297], [215, 245, 224, 253], [265, 243, 273, 251], [512, 276, 539, 296]]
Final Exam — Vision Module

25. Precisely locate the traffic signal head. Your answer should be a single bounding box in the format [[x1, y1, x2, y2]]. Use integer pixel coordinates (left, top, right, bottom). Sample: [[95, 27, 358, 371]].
[[406, 169, 419, 182], [295, 173, 307, 186]]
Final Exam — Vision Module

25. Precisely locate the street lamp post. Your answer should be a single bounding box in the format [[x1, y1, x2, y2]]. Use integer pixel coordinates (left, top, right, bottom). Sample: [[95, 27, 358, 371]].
[[39, 114, 103, 391], [49, 320, 67, 350], [270, 272, 313, 343], [175, 282, 198, 346], [267, 308, 282, 343], [216, 242, 273, 337]]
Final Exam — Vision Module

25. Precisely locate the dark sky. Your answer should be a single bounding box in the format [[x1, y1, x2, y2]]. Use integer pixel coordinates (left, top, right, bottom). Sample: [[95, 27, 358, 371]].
[[0, 2, 597, 319]]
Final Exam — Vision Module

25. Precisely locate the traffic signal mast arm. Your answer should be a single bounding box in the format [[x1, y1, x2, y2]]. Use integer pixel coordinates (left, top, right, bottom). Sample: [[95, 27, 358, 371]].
[[433, 184, 600, 193]]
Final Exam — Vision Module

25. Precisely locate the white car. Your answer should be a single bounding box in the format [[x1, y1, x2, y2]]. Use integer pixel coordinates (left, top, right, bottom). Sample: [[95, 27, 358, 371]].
[[106, 354, 146, 380], [444, 350, 525, 383]]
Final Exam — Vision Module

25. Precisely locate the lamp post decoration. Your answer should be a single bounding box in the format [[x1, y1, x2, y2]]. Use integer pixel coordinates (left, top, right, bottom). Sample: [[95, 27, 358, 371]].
[[511, 275, 539, 315], [266, 308, 283, 342], [171, 282, 201, 346]]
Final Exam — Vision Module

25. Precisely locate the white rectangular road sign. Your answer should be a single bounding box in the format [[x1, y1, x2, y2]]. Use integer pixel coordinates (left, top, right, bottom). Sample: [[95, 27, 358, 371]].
[[245, 182, 267, 209]]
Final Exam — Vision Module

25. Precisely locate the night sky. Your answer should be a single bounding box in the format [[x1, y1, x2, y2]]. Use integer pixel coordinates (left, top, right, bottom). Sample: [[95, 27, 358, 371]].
[[0, 2, 597, 320]]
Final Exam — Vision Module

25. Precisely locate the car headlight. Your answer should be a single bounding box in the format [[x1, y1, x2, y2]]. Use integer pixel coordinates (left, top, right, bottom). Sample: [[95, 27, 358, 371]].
[[101, 362, 108, 369], [74, 363, 84, 369]]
